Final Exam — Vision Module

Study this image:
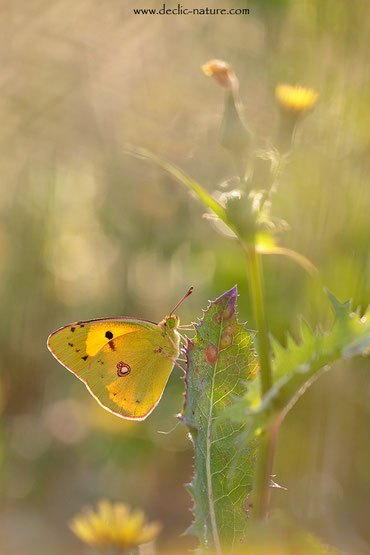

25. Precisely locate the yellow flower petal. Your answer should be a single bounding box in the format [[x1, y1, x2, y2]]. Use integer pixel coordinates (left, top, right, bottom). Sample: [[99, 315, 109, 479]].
[[118, 510, 145, 544], [138, 521, 162, 544], [70, 517, 100, 546], [275, 84, 318, 114], [70, 500, 161, 549]]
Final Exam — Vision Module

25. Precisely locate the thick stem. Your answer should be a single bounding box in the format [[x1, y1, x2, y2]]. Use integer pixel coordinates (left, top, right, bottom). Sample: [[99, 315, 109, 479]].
[[246, 246, 272, 395], [244, 244, 277, 519], [251, 420, 281, 519]]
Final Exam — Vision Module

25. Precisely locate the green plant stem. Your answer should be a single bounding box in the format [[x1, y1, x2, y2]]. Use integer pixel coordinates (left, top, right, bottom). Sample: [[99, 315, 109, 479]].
[[251, 420, 281, 520], [246, 245, 272, 395], [244, 243, 276, 520]]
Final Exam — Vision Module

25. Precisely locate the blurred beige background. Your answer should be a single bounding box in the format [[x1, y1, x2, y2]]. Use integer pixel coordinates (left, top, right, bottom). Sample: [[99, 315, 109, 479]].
[[0, 0, 369, 553]]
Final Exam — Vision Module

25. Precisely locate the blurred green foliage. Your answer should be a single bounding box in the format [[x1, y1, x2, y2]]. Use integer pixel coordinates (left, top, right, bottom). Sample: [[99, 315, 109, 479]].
[[0, 0, 369, 553]]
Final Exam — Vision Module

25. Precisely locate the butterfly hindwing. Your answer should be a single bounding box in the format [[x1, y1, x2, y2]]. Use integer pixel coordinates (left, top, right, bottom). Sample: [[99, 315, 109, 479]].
[[47, 318, 157, 384], [86, 328, 177, 420]]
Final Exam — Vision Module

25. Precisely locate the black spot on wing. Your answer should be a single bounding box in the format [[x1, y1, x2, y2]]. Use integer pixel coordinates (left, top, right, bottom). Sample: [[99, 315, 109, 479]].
[[81, 355, 88, 361], [105, 331, 113, 340], [71, 327, 75, 332]]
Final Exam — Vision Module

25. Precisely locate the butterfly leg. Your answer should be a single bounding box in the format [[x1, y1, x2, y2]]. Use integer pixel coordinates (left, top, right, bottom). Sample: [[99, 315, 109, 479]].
[[164, 354, 186, 374]]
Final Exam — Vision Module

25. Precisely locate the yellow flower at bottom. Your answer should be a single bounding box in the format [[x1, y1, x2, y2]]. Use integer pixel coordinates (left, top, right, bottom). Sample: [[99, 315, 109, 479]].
[[275, 84, 318, 114], [70, 500, 161, 550]]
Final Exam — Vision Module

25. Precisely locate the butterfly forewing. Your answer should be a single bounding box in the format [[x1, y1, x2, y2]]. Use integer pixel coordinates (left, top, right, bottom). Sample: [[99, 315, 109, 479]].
[[47, 318, 157, 384]]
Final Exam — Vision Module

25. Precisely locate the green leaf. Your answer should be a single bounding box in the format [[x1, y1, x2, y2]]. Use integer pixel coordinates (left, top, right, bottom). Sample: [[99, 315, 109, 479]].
[[225, 291, 370, 425], [125, 145, 234, 229], [181, 286, 258, 551]]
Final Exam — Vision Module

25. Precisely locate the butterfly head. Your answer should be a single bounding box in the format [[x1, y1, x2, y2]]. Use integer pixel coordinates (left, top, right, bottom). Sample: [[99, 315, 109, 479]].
[[159, 315, 180, 330], [158, 287, 192, 336]]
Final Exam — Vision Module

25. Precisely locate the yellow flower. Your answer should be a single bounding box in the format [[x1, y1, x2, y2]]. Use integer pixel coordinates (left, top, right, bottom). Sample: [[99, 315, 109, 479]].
[[202, 59, 236, 90], [70, 500, 161, 550], [275, 84, 318, 114]]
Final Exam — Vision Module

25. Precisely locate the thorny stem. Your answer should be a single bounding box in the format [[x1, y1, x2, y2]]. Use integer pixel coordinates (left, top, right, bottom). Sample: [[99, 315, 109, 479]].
[[244, 242, 277, 520]]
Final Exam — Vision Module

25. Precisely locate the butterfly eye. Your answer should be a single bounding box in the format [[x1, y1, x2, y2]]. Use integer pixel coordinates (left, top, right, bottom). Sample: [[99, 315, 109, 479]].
[[116, 361, 131, 377]]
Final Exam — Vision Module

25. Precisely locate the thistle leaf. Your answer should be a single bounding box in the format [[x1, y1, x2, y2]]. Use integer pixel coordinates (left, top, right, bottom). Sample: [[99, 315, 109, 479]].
[[181, 286, 258, 551], [224, 291, 370, 425]]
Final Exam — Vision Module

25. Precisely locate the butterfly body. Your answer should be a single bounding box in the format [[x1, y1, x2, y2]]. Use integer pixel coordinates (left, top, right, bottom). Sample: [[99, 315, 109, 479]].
[[47, 315, 180, 420]]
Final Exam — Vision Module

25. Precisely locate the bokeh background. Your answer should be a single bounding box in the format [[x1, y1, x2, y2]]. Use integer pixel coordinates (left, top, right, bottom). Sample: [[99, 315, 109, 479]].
[[0, 0, 369, 553]]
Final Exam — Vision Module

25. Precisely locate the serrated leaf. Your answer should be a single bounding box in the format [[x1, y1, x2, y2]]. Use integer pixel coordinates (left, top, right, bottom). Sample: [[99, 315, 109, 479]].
[[224, 291, 370, 425], [181, 286, 258, 552]]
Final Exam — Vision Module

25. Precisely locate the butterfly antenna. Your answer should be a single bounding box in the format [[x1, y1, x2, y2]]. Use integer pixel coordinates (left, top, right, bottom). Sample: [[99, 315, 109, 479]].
[[170, 286, 193, 316]]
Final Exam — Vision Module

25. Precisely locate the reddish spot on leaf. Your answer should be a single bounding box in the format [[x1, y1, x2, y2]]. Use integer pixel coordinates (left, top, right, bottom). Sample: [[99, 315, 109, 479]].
[[206, 343, 218, 363], [220, 329, 233, 349], [249, 367, 258, 380], [215, 313, 222, 324], [223, 303, 235, 320]]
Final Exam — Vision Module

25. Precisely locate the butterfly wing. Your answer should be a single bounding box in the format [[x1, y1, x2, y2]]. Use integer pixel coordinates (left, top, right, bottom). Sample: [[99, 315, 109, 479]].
[[47, 318, 156, 384], [86, 328, 178, 420]]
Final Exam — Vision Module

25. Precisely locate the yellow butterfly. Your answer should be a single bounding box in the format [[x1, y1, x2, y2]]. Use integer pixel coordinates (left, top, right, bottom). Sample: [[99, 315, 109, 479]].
[[47, 288, 192, 420]]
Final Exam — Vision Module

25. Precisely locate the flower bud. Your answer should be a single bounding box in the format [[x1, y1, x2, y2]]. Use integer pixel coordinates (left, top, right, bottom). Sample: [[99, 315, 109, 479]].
[[202, 59, 236, 91], [203, 59, 252, 180], [220, 92, 251, 160]]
